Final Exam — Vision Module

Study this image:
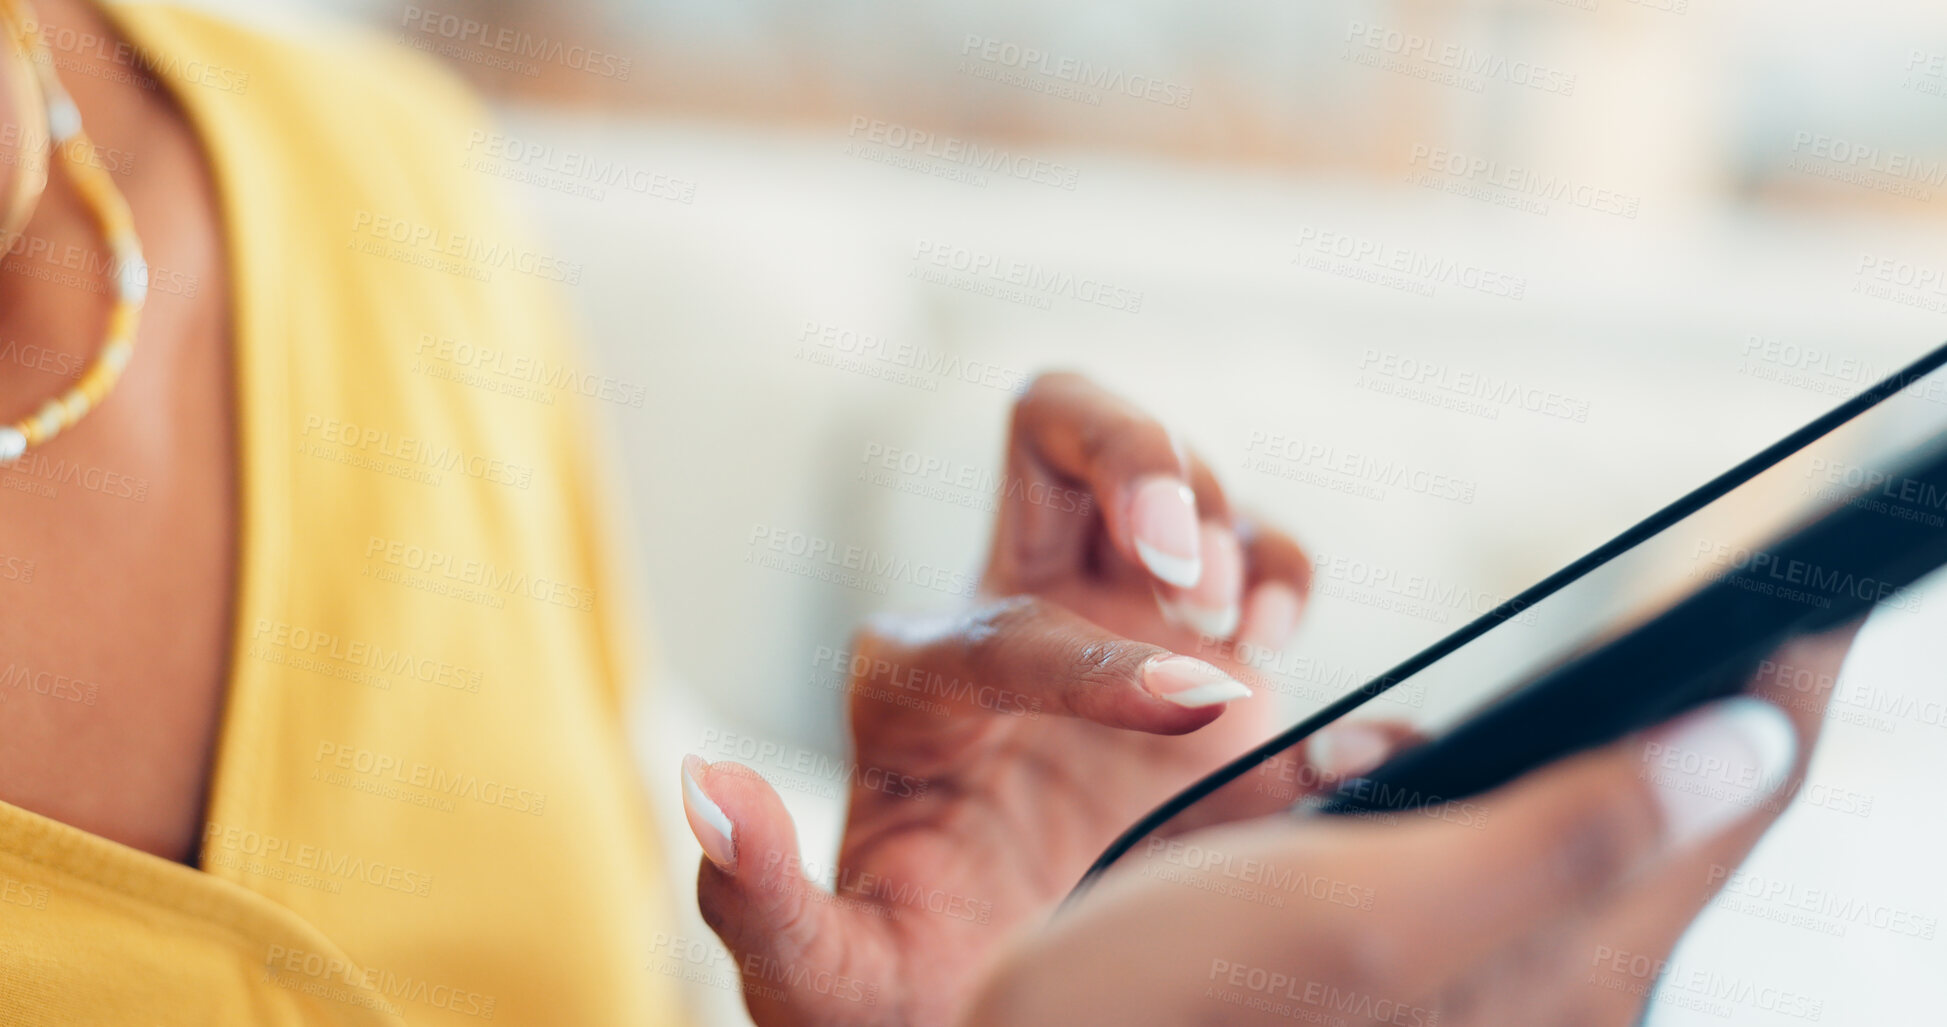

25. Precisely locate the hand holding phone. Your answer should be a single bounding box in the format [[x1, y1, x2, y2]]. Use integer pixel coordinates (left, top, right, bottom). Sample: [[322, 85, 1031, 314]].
[[970, 628, 1854, 1027], [1076, 342, 1947, 892]]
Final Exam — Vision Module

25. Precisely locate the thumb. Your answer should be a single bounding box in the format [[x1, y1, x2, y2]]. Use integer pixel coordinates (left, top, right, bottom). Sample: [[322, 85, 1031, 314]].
[[680, 756, 895, 1026]]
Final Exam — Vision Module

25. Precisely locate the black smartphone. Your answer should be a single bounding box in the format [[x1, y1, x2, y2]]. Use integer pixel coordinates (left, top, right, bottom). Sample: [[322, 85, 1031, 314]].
[[1069, 341, 1947, 901]]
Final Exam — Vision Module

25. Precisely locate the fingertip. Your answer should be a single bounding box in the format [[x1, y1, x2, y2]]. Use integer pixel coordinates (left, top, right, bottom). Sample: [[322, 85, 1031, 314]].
[[1309, 723, 1387, 781], [1237, 583, 1303, 653], [1129, 476, 1202, 588], [1142, 654, 1252, 709], [1639, 697, 1798, 853], [1165, 523, 1242, 638], [682, 754, 738, 871]]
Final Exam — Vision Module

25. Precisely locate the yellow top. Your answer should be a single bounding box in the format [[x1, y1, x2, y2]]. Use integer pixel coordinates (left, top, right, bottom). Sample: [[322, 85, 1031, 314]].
[[0, 6, 684, 1025]]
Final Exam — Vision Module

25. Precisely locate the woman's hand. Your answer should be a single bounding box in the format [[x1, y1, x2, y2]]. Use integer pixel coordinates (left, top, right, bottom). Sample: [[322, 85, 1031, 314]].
[[681, 373, 1400, 1025], [961, 629, 1858, 1026]]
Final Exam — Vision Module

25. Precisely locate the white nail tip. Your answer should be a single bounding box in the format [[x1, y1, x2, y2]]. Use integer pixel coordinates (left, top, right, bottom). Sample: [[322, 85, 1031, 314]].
[[1159, 678, 1254, 709], [683, 765, 735, 848], [1646, 698, 1798, 851], [1174, 601, 1241, 640], [1728, 699, 1798, 785], [1309, 723, 1388, 780], [1136, 538, 1203, 589]]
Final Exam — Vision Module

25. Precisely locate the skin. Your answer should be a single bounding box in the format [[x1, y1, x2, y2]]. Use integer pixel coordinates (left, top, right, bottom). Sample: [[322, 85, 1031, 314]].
[[960, 631, 1857, 1026], [687, 375, 1861, 1027], [689, 374, 1415, 1025], [0, 0, 233, 865]]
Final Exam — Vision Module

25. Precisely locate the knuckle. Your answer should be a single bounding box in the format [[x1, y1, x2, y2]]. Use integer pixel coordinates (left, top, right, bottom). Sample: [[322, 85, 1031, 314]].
[[1065, 636, 1143, 691], [848, 617, 895, 663], [1012, 372, 1079, 423], [1086, 413, 1171, 469], [959, 595, 1050, 673]]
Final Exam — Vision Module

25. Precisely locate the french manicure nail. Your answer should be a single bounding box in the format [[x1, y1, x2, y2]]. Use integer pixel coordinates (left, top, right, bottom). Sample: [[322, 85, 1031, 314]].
[[1144, 655, 1252, 708], [1238, 583, 1303, 653], [1172, 523, 1241, 638], [1309, 721, 1390, 780], [1130, 476, 1202, 588], [1641, 698, 1797, 852], [682, 754, 737, 870], [1170, 600, 1240, 639]]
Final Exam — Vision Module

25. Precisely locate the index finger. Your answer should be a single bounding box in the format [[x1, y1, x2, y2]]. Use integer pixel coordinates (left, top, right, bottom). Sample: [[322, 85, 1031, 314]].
[[994, 372, 1225, 591]]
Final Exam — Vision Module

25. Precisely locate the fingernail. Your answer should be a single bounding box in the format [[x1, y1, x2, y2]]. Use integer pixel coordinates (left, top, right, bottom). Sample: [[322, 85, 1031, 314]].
[[1130, 476, 1201, 588], [1170, 523, 1241, 638], [1238, 583, 1303, 653], [1641, 698, 1798, 852], [682, 754, 737, 870], [1144, 655, 1252, 708], [1309, 721, 1390, 780]]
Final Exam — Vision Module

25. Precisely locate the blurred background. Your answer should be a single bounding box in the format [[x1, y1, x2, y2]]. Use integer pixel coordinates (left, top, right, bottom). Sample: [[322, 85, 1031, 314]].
[[194, 0, 1947, 1021]]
